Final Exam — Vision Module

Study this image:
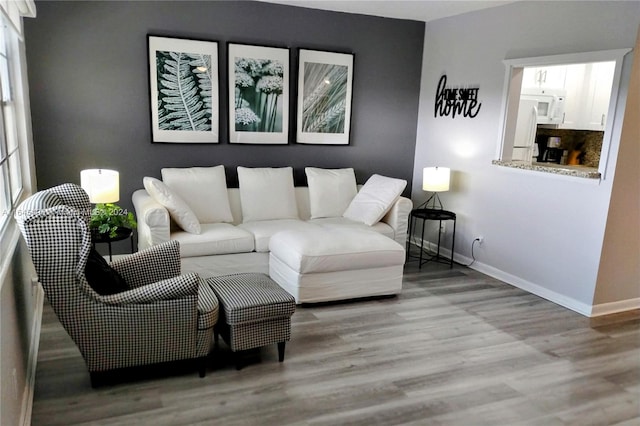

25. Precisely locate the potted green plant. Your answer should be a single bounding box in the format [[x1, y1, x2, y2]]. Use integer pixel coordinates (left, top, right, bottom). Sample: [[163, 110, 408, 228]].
[[89, 203, 137, 239]]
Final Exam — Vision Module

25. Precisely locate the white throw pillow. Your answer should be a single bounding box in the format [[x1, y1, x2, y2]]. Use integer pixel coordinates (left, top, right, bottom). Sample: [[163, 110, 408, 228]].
[[343, 174, 407, 226], [143, 176, 201, 234], [161, 166, 233, 223], [237, 166, 299, 222], [305, 167, 357, 219]]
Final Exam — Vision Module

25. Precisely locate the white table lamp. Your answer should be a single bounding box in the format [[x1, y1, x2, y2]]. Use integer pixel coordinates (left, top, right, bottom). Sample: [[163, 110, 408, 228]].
[[420, 166, 450, 209], [80, 169, 119, 204]]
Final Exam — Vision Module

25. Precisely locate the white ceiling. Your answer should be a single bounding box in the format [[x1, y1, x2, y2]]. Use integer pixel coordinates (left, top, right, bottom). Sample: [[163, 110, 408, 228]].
[[257, 0, 516, 22]]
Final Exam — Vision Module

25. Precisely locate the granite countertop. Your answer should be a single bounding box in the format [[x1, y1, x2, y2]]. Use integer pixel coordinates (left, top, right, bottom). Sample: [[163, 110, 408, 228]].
[[492, 160, 601, 179]]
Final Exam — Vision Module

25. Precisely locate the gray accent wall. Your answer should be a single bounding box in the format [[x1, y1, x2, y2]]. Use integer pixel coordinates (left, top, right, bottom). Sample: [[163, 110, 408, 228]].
[[24, 0, 424, 204]]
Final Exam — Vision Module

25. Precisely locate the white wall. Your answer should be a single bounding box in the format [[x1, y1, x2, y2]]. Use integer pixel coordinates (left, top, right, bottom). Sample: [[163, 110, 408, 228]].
[[413, 1, 640, 315], [1, 232, 41, 426]]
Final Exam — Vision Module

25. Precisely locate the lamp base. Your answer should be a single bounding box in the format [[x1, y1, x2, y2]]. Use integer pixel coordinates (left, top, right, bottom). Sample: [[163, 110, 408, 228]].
[[416, 192, 444, 210]]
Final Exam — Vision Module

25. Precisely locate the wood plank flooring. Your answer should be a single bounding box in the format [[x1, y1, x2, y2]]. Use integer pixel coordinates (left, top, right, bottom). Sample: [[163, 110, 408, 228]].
[[31, 262, 640, 425]]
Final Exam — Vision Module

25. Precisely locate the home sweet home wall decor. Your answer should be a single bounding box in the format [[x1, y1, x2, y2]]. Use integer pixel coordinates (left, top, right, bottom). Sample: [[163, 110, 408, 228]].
[[434, 74, 482, 118]]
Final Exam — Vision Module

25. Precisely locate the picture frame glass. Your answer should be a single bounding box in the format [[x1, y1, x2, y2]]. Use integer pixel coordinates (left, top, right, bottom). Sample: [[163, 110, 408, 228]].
[[228, 44, 289, 144], [148, 36, 219, 143], [297, 49, 354, 145]]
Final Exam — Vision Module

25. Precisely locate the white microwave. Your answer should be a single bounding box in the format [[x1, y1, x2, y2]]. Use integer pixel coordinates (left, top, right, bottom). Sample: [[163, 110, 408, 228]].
[[521, 87, 566, 125]]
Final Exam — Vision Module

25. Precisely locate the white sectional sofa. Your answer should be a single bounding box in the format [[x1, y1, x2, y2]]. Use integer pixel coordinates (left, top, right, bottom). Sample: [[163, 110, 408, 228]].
[[132, 166, 413, 302]]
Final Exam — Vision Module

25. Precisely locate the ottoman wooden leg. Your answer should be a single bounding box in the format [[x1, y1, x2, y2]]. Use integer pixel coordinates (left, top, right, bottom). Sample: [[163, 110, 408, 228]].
[[235, 351, 249, 371], [198, 356, 207, 378], [278, 342, 286, 362]]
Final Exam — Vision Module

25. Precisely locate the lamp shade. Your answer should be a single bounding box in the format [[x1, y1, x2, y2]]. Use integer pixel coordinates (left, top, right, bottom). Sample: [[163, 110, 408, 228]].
[[423, 167, 450, 192], [80, 169, 119, 203]]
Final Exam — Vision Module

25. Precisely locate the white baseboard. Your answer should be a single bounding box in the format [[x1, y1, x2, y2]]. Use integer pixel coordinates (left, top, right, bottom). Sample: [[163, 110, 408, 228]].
[[20, 284, 44, 426], [591, 298, 640, 317], [408, 238, 638, 318], [465, 258, 594, 316]]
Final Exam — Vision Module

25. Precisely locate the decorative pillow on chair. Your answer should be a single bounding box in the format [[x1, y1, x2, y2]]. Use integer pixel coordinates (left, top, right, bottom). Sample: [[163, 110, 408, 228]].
[[305, 167, 357, 219], [143, 176, 202, 234], [237, 166, 299, 222], [343, 174, 407, 226], [161, 165, 234, 223], [85, 248, 129, 295]]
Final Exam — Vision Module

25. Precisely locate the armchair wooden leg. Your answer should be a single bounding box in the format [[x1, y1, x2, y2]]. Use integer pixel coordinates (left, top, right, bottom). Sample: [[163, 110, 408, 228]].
[[89, 371, 103, 388], [278, 342, 286, 362]]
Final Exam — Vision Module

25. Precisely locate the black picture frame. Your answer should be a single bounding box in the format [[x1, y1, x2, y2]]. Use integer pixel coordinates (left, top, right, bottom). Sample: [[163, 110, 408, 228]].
[[148, 35, 220, 143], [228, 43, 290, 144], [296, 49, 354, 145]]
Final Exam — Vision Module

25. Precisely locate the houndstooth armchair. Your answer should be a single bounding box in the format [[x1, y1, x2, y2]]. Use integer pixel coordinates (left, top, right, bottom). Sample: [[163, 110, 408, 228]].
[[15, 183, 218, 386]]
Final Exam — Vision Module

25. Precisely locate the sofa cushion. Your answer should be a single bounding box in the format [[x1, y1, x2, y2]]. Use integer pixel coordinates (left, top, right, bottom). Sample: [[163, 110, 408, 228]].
[[237, 167, 298, 222], [305, 167, 357, 219], [171, 223, 255, 257], [143, 177, 201, 234], [343, 174, 407, 226], [310, 216, 395, 240], [161, 165, 234, 223], [238, 219, 319, 252], [269, 228, 405, 274]]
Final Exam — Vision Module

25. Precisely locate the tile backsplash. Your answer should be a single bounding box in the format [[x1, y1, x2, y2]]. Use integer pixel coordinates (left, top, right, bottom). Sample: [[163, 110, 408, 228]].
[[536, 128, 603, 167]]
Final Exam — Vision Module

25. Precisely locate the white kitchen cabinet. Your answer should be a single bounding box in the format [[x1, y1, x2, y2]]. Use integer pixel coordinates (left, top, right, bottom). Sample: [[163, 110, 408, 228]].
[[523, 65, 567, 89], [559, 61, 615, 130], [559, 64, 586, 129], [583, 61, 615, 131]]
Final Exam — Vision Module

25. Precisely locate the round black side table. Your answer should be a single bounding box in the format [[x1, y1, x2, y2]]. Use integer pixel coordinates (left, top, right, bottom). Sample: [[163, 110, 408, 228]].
[[91, 227, 135, 262], [407, 208, 456, 269]]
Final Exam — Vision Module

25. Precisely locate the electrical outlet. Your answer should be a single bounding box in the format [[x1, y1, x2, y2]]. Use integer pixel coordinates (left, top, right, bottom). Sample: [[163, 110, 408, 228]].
[[440, 222, 446, 234], [476, 236, 484, 244]]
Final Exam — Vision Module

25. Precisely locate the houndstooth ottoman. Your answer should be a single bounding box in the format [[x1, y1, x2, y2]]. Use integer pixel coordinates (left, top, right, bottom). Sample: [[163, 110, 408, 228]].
[[206, 273, 295, 369]]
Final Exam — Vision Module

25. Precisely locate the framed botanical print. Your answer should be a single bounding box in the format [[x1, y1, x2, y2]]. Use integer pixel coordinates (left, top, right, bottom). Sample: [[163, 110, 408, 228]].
[[148, 35, 219, 143], [228, 43, 289, 144], [296, 49, 354, 145]]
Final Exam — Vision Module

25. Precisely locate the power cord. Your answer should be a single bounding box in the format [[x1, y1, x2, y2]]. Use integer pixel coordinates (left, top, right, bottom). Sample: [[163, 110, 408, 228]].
[[465, 238, 481, 267]]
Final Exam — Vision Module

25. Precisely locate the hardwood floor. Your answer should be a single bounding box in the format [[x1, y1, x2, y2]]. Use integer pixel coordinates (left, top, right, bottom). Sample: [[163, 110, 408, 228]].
[[31, 262, 640, 425]]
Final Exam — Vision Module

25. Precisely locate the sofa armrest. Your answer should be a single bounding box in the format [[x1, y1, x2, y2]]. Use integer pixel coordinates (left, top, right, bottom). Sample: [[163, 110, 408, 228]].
[[132, 189, 171, 251], [380, 196, 413, 247]]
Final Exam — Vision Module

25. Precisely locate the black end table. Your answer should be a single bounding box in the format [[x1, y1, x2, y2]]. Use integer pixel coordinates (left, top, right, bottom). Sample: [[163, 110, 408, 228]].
[[91, 228, 135, 262], [407, 208, 456, 268]]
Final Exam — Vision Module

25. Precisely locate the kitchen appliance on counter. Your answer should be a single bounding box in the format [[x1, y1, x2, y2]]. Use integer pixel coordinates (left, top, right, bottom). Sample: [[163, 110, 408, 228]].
[[521, 87, 566, 126], [542, 136, 563, 163]]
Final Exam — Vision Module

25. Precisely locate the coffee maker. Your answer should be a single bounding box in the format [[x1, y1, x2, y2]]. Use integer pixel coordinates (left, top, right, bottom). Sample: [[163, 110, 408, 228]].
[[542, 136, 563, 163]]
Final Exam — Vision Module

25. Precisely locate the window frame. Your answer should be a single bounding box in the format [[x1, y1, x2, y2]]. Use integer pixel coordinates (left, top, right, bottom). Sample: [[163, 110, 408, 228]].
[[0, 12, 30, 236], [496, 48, 631, 180]]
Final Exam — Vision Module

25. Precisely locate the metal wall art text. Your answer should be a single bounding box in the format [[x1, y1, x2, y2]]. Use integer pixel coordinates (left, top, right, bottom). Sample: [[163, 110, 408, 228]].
[[434, 75, 482, 118]]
